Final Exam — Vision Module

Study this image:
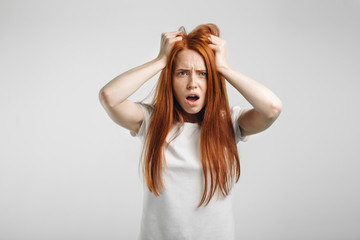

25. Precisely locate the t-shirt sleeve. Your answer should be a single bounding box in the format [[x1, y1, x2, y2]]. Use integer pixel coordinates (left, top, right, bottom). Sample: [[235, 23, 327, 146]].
[[130, 103, 153, 138], [231, 106, 250, 143]]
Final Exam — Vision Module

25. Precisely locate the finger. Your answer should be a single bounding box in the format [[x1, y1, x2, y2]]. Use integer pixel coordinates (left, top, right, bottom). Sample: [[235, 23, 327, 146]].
[[208, 44, 217, 51], [170, 30, 182, 35], [162, 33, 182, 44], [172, 36, 183, 42], [163, 31, 182, 37], [209, 34, 222, 44]]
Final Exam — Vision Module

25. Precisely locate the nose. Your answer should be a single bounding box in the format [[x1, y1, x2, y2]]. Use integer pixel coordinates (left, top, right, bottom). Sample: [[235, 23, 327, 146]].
[[187, 72, 197, 89]]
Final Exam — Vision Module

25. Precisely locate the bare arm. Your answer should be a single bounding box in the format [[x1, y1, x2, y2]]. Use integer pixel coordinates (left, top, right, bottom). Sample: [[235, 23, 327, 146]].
[[208, 35, 282, 137], [99, 31, 182, 133]]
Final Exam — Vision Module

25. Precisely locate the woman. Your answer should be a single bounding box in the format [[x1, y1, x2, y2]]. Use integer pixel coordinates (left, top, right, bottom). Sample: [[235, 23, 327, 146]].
[[99, 23, 282, 240]]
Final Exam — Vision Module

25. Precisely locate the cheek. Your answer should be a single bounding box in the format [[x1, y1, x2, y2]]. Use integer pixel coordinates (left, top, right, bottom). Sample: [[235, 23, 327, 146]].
[[172, 79, 183, 100], [202, 81, 207, 101], [201, 80, 207, 92], [173, 77, 187, 90]]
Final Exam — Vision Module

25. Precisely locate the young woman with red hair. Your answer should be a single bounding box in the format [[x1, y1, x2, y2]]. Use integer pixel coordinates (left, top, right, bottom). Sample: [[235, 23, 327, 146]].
[[99, 24, 282, 240]]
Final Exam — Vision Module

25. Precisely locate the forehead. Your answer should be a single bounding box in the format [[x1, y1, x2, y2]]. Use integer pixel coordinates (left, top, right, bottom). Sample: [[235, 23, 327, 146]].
[[174, 49, 206, 69]]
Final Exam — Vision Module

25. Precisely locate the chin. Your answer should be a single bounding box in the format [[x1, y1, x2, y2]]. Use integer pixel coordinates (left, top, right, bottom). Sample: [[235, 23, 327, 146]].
[[183, 105, 205, 115], [185, 111, 200, 115], [176, 100, 206, 118]]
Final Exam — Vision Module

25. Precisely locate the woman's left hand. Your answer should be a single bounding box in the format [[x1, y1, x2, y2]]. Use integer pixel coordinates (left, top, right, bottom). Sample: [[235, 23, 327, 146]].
[[208, 35, 230, 74]]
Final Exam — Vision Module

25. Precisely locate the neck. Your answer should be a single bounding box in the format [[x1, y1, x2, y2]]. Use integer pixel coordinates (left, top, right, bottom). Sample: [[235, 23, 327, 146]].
[[179, 107, 205, 123], [183, 112, 202, 123]]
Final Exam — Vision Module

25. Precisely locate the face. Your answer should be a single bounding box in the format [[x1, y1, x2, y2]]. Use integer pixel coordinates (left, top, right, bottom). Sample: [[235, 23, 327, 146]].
[[172, 49, 207, 121]]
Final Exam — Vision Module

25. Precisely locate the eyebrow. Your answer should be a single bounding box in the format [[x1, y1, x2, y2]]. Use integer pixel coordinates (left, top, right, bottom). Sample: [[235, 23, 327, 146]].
[[175, 68, 207, 72]]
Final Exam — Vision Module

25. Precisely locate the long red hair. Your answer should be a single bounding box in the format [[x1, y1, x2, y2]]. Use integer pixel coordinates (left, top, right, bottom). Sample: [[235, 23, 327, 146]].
[[142, 23, 240, 207]]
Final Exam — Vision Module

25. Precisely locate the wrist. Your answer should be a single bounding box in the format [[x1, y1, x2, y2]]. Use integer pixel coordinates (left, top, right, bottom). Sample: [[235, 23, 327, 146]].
[[217, 64, 231, 76], [154, 55, 167, 69]]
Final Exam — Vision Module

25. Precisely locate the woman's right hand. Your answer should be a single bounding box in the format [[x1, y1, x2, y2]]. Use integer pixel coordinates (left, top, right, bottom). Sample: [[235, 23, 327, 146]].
[[157, 31, 183, 63]]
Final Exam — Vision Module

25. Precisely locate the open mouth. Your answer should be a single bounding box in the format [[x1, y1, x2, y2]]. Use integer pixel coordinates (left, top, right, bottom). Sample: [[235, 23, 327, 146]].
[[186, 95, 199, 102]]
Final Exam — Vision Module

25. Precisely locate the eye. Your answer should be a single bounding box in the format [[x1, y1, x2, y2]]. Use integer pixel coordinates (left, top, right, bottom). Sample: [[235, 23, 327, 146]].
[[177, 71, 186, 76], [200, 72, 208, 77]]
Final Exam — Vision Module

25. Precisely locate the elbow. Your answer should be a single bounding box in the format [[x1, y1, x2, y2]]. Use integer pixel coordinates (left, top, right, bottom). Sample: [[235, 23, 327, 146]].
[[99, 88, 125, 108], [99, 88, 108, 100], [260, 99, 282, 121], [99, 88, 113, 107], [268, 99, 282, 120]]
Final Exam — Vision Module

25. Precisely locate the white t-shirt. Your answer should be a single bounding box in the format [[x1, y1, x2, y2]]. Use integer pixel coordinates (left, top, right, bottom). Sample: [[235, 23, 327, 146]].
[[133, 104, 248, 240]]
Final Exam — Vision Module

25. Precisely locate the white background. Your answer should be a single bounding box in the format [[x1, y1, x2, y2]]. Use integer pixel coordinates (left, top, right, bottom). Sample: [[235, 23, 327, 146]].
[[1, 0, 359, 239]]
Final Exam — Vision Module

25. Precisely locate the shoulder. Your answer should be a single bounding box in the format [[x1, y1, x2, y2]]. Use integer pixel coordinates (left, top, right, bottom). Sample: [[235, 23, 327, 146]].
[[230, 106, 249, 124], [138, 102, 154, 116], [131, 103, 154, 137], [230, 106, 250, 142], [230, 106, 242, 121]]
